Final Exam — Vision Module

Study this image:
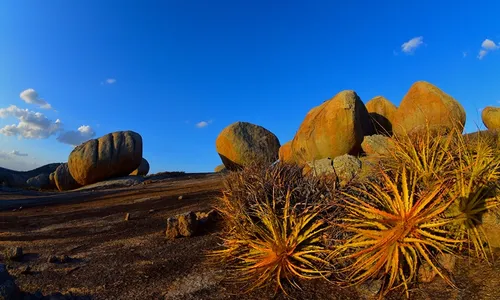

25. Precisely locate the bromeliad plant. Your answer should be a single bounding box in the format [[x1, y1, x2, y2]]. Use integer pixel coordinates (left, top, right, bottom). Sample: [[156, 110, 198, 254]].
[[212, 163, 338, 294], [331, 165, 463, 297]]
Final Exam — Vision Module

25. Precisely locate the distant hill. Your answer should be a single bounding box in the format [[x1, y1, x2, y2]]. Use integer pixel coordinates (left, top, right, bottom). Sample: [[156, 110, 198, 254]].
[[0, 163, 63, 187]]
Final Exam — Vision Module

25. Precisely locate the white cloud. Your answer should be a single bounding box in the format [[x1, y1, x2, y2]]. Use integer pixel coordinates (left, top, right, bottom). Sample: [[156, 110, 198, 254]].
[[195, 120, 213, 128], [401, 36, 424, 54], [19, 88, 52, 109], [57, 125, 96, 146], [0, 105, 63, 139], [0, 151, 39, 171], [10, 150, 28, 157], [101, 78, 117, 85], [463, 51, 468, 58], [478, 39, 500, 59]]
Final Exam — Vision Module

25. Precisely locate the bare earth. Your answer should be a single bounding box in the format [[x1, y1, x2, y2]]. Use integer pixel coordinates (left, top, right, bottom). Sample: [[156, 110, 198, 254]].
[[1, 173, 500, 300]]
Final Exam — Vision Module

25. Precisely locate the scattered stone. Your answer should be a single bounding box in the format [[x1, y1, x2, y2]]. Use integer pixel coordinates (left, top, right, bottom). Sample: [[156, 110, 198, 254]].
[[124, 213, 130, 221], [392, 81, 466, 137], [178, 196, 183, 200], [68, 130, 143, 186], [0, 263, 21, 300], [129, 158, 150, 176], [148, 209, 155, 214], [365, 96, 398, 136], [291, 90, 373, 164], [356, 279, 383, 299], [333, 154, 362, 185], [47, 255, 71, 264], [5, 246, 23, 261], [215, 121, 281, 170], [305, 158, 334, 176], [418, 253, 456, 283], [482, 106, 500, 131], [361, 135, 394, 156], [166, 212, 199, 239]]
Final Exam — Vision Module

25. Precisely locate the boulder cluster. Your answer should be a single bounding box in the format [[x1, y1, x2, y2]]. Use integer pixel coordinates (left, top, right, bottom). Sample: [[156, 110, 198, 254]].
[[1, 131, 151, 192], [214, 81, 499, 179]]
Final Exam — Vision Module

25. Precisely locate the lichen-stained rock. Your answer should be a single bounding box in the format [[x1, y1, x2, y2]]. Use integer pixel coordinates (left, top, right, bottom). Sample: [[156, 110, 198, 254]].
[[68, 131, 143, 186], [54, 163, 81, 191], [392, 81, 466, 137], [129, 158, 150, 176], [215, 122, 280, 170], [365, 96, 397, 136], [482, 106, 500, 131], [291, 90, 373, 164], [361, 135, 394, 156], [278, 141, 294, 163]]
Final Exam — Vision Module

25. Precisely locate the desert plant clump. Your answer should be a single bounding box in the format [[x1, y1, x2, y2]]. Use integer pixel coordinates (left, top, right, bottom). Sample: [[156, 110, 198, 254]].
[[330, 164, 463, 298], [211, 162, 342, 295]]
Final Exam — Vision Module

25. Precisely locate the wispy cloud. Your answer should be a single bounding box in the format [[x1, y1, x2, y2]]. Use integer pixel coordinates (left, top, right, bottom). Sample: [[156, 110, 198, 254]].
[[195, 120, 213, 128], [101, 78, 117, 85], [463, 51, 468, 58], [10, 150, 28, 157], [57, 125, 96, 146], [478, 39, 499, 59], [0, 105, 63, 139], [401, 36, 424, 54], [19, 88, 52, 109]]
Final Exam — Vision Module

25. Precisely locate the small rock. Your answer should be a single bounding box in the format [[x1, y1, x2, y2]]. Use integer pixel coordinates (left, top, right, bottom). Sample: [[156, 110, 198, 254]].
[[356, 279, 383, 299], [165, 211, 199, 239], [0, 263, 21, 300], [418, 253, 456, 283], [124, 213, 130, 221], [178, 195, 183, 200], [333, 154, 362, 185], [148, 209, 155, 214], [5, 246, 23, 261]]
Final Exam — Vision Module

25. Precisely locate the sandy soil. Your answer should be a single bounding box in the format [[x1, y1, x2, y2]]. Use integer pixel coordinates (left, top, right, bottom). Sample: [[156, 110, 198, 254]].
[[1, 173, 500, 300]]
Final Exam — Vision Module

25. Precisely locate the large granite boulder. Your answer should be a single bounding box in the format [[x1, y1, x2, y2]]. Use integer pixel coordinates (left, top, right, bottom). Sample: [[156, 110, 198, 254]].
[[215, 122, 280, 170], [392, 81, 466, 137], [54, 163, 82, 191], [278, 141, 293, 163], [482, 106, 500, 131], [129, 158, 150, 176], [291, 90, 373, 164], [68, 131, 143, 186], [26, 173, 51, 189], [365, 96, 397, 136]]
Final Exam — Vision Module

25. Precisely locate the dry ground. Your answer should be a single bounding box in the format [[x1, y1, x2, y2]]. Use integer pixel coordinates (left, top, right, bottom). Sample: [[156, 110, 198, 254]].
[[1, 173, 500, 300]]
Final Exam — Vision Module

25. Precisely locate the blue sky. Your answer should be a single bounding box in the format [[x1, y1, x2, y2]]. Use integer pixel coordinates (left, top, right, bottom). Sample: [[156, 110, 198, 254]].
[[0, 0, 499, 172]]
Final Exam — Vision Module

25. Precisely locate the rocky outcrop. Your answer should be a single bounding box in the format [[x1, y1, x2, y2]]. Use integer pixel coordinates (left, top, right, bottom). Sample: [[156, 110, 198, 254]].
[[365, 96, 397, 136], [54, 163, 81, 191], [361, 135, 394, 156], [482, 106, 500, 131], [392, 81, 466, 137], [291, 90, 373, 164], [0, 163, 60, 188], [68, 131, 143, 186], [130, 158, 150, 176], [215, 122, 280, 170]]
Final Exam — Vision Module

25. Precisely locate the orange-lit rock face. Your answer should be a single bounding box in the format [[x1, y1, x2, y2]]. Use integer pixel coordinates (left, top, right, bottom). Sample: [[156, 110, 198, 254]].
[[482, 106, 500, 131], [392, 81, 466, 137], [365, 96, 397, 136], [68, 131, 143, 186], [291, 90, 373, 164], [278, 141, 293, 163], [215, 121, 280, 170]]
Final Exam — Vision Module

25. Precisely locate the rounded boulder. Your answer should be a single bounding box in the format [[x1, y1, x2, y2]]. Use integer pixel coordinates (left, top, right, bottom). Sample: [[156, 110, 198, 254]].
[[482, 106, 500, 131], [392, 81, 466, 137], [130, 158, 150, 176], [68, 131, 143, 186], [291, 90, 373, 164], [278, 141, 294, 163], [54, 163, 81, 191], [215, 122, 280, 170], [365, 96, 397, 136]]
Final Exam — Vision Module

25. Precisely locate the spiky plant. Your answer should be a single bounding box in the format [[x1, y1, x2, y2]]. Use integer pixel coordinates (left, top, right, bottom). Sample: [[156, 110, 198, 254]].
[[212, 163, 339, 294], [444, 129, 500, 261], [331, 165, 463, 298]]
